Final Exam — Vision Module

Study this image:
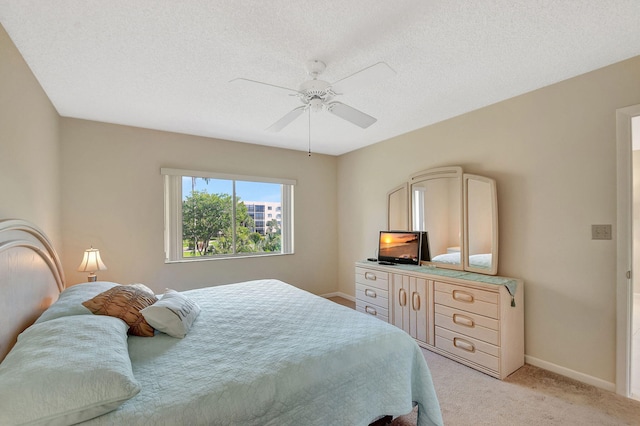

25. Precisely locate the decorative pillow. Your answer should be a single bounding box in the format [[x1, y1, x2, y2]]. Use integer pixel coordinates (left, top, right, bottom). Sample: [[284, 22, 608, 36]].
[[0, 315, 140, 426], [141, 289, 201, 338], [83, 285, 158, 337], [35, 281, 120, 324]]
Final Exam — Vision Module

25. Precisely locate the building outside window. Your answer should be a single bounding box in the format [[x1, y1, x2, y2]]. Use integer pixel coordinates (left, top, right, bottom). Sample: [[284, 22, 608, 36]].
[[244, 201, 281, 235]]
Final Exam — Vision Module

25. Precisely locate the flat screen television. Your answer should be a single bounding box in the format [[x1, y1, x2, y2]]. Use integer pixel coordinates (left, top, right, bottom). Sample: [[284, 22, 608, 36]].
[[378, 231, 429, 265]]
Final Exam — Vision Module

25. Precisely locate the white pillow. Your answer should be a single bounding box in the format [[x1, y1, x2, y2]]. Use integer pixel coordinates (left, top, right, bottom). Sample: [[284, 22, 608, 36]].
[[141, 289, 200, 338], [0, 315, 140, 426], [128, 282, 155, 295]]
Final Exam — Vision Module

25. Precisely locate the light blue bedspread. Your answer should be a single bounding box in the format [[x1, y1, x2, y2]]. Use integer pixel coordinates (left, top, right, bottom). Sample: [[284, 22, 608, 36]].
[[83, 279, 443, 426]]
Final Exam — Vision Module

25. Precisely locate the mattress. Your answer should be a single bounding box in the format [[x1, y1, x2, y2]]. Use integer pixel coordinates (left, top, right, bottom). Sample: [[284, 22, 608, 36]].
[[431, 252, 492, 268]]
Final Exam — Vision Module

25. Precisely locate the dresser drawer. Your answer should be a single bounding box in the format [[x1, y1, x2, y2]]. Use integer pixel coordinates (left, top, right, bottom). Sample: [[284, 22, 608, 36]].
[[434, 304, 499, 345], [356, 304, 389, 322], [434, 281, 499, 319], [435, 326, 499, 372], [356, 283, 388, 308], [355, 267, 389, 291]]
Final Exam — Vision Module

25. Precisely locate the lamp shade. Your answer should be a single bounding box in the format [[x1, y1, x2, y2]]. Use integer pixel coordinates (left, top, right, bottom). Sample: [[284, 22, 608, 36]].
[[77, 247, 107, 273]]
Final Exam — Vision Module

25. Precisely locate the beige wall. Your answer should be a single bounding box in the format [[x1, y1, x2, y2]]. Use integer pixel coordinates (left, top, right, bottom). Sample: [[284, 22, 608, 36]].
[[60, 119, 338, 295], [0, 24, 61, 246], [337, 56, 640, 384]]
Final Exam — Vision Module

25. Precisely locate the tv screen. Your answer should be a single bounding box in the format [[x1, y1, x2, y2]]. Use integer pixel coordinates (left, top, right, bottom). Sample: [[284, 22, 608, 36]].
[[378, 231, 422, 265]]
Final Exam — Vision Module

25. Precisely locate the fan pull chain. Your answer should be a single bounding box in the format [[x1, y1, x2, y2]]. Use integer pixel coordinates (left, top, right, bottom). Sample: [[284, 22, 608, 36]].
[[308, 108, 312, 156]]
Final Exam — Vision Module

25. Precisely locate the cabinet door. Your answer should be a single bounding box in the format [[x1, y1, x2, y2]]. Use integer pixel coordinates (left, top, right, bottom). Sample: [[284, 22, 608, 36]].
[[392, 274, 428, 343], [409, 277, 428, 344], [391, 274, 410, 332]]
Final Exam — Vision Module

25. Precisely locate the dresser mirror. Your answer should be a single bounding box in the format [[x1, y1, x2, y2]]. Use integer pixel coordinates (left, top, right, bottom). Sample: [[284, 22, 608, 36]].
[[410, 167, 464, 270], [464, 174, 498, 275], [387, 166, 499, 275]]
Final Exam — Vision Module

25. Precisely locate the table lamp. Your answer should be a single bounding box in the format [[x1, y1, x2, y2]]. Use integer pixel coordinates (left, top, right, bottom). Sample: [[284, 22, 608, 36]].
[[77, 246, 107, 282]]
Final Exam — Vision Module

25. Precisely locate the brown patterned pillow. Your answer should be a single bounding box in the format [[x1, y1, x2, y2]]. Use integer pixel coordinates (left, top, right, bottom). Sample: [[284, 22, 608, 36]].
[[82, 286, 158, 337]]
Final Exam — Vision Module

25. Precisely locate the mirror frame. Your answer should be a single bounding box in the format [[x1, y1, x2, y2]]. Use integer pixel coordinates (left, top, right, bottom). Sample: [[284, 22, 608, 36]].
[[463, 174, 499, 275], [387, 183, 409, 231]]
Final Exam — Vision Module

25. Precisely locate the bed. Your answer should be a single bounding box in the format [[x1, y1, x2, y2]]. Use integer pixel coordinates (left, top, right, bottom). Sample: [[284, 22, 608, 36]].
[[431, 252, 492, 268], [0, 219, 443, 426]]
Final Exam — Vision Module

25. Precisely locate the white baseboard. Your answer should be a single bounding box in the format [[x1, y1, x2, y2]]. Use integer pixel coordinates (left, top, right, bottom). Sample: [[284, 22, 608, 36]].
[[525, 355, 615, 392], [321, 292, 355, 302]]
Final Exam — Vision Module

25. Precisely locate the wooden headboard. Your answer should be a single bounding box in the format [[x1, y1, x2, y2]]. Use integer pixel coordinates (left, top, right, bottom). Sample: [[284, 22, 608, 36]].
[[0, 219, 65, 362]]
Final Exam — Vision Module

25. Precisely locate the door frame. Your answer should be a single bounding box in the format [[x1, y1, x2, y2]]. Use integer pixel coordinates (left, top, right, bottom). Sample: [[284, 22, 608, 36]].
[[616, 104, 640, 396]]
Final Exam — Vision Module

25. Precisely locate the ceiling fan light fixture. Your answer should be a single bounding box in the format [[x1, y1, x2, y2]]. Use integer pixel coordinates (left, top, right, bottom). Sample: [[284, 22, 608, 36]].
[[309, 98, 324, 113], [299, 79, 332, 102]]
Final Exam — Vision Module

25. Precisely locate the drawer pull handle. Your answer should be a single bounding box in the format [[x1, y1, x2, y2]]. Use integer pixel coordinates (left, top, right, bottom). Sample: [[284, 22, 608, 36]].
[[452, 290, 474, 303], [453, 314, 474, 327], [453, 337, 475, 353], [399, 288, 407, 307], [364, 289, 377, 298], [365, 306, 377, 316], [364, 272, 377, 281], [412, 292, 421, 311]]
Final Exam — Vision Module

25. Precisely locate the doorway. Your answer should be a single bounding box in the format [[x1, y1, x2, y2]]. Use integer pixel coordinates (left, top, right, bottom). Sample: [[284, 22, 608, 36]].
[[632, 115, 640, 400], [616, 105, 640, 399]]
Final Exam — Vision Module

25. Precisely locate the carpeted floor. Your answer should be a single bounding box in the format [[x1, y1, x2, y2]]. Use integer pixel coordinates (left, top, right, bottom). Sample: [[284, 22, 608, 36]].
[[328, 296, 640, 425], [389, 349, 640, 426]]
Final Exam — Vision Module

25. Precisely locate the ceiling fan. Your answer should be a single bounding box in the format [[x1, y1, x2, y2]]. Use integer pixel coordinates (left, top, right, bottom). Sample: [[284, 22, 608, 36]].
[[230, 60, 396, 132]]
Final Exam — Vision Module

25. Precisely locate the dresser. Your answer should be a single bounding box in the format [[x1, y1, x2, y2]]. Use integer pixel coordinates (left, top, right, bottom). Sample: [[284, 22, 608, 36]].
[[355, 261, 524, 379]]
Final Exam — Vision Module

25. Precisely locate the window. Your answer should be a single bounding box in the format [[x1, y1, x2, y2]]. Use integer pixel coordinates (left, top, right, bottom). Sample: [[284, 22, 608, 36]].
[[162, 168, 295, 262]]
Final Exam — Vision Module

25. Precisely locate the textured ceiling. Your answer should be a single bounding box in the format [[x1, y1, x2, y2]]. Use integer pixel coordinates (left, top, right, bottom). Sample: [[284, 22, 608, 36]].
[[1, 1, 640, 156]]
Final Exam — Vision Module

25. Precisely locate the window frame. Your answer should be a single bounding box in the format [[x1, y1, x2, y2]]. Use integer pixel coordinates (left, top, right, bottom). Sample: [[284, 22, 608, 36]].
[[162, 168, 295, 262]]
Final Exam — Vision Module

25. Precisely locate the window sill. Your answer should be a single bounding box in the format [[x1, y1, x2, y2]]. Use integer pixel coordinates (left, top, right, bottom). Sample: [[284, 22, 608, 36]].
[[165, 252, 294, 264]]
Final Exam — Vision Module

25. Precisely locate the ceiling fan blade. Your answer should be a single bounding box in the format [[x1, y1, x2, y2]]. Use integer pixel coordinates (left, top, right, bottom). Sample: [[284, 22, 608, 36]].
[[266, 105, 306, 132], [327, 102, 377, 129], [330, 62, 396, 94], [229, 77, 301, 95]]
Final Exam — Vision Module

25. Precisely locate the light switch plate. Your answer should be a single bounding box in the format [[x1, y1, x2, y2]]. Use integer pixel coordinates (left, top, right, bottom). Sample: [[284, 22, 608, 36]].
[[592, 224, 612, 240]]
